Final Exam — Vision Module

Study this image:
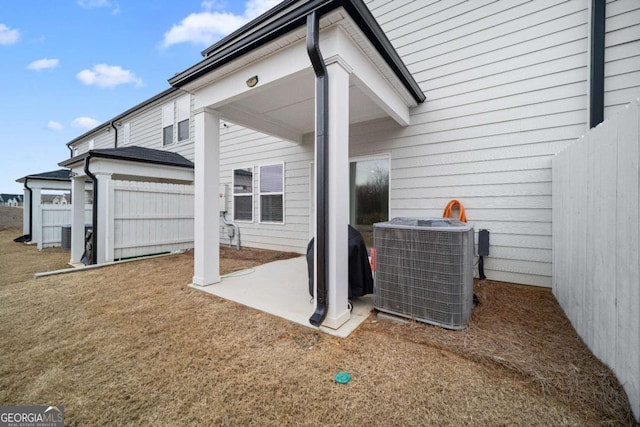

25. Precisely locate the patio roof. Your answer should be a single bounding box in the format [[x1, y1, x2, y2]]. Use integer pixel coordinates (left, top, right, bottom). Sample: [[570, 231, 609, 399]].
[[170, 0, 424, 104], [16, 169, 71, 183], [59, 146, 194, 169]]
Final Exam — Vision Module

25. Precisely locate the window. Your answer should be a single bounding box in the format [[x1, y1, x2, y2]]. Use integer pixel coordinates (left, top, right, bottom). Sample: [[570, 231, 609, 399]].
[[259, 163, 284, 223], [162, 125, 173, 146], [176, 96, 190, 141], [178, 119, 189, 141], [233, 167, 253, 221], [349, 156, 389, 247], [162, 95, 190, 146], [162, 103, 174, 146]]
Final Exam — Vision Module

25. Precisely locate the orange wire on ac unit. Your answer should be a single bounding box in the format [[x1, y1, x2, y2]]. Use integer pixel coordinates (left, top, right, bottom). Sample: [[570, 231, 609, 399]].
[[443, 199, 467, 222]]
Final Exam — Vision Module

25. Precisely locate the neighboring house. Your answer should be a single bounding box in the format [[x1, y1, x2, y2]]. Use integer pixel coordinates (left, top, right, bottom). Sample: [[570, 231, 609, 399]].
[[15, 169, 92, 249], [41, 194, 69, 205], [0, 194, 23, 207], [59, 88, 196, 265]]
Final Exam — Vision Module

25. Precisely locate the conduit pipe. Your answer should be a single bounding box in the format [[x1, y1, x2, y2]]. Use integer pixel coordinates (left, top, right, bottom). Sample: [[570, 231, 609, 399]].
[[220, 212, 241, 250], [84, 156, 98, 265], [307, 10, 328, 327]]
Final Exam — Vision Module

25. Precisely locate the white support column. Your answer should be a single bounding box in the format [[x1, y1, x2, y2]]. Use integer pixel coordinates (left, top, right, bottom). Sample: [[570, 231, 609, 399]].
[[30, 187, 42, 247], [96, 173, 113, 264], [22, 187, 30, 235], [70, 176, 86, 264], [193, 107, 221, 286], [323, 60, 351, 329]]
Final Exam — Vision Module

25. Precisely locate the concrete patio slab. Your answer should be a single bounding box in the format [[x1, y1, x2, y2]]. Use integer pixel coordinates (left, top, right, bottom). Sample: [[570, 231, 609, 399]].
[[190, 256, 374, 338]]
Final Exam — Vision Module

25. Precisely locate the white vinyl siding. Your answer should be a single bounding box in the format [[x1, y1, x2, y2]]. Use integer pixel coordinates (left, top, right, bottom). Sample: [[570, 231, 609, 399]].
[[604, 0, 640, 119], [118, 93, 194, 161], [122, 122, 130, 145], [363, 0, 593, 287], [259, 163, 284, 224], [220, 123, 313, 253]]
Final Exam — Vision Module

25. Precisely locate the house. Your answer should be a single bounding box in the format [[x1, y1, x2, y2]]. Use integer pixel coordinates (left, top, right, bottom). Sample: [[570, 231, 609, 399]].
[[58, 89, 196, 265], [14, 169, 93, 249], [0, 194, 23, 207], [41, 194, 69, 205], [51, 0, 638, 417], [164, 0, 638, 322]]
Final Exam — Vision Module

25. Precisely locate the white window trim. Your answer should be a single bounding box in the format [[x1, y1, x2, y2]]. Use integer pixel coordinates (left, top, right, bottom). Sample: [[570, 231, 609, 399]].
[[258, 162, 285, 225], [232, 166, 254, 223]]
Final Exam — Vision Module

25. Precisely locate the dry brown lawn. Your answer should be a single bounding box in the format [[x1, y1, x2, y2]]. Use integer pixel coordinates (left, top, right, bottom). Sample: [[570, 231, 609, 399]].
[[0, 207, 636, 426]]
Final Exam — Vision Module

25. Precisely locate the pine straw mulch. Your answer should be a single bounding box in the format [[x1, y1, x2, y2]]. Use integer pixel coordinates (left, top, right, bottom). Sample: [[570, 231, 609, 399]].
[[382, 280, 637, 424], [0, 219, 636, 425]]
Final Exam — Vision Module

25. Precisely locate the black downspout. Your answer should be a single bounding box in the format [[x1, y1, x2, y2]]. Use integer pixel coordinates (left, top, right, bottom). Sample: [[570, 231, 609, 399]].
[[25, 178, 32, 242], [84, 156, 98, 265], [67, 145, 73, 158], [307, 11, 328, 327], [590, 0, 606, 128], [111, 121, 118, 148]]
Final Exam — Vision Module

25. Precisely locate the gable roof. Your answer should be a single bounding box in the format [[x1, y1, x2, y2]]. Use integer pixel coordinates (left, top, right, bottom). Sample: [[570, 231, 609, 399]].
[[59, 146, 194, 169], [16, 169, 71, 183], [168, 0, 424, 104]]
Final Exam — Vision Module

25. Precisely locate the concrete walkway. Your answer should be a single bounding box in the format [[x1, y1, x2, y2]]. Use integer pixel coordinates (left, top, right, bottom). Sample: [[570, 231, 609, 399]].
[[191, 256, 374, 338]]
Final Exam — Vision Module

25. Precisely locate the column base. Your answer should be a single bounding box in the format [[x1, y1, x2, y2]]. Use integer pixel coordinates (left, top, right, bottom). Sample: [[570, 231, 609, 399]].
[[322, 309, 350, 330], [192, 275, 221, 287]]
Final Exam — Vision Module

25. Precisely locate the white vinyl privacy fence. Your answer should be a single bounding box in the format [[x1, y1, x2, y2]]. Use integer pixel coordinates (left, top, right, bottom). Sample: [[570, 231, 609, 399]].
[[111, 180, 194, 260], [37, 204, 92, 250], [552, 99, 639, 421]]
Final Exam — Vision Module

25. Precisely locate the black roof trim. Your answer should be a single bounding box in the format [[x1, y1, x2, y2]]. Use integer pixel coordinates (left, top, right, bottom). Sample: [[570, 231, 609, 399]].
[[16, 169, 71, 183], [169, 0, 425, 104], [65, 87, 180, 148], [59, 146, 194, 169]]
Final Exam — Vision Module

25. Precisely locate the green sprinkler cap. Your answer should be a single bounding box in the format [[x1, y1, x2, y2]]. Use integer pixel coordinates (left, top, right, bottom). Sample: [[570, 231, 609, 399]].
[[334, 371, 351, 384]]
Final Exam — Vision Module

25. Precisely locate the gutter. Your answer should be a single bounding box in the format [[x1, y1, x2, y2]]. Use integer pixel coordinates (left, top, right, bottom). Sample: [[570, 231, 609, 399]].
[[84, 156, 98, 265], [307, 10, 328, 327], [590, 0, 606, 128]]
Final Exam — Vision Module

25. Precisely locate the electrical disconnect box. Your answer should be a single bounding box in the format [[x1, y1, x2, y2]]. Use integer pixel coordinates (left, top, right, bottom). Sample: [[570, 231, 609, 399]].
[[219, 184, 227, 212]]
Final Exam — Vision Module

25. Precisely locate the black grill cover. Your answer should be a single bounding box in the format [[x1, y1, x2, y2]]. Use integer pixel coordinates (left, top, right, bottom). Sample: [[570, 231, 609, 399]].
[[307, 225, 374, 298]]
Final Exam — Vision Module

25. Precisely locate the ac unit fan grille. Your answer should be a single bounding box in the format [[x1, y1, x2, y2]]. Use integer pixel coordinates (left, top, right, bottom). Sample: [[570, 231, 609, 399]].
[[373, 223, 474, 330]]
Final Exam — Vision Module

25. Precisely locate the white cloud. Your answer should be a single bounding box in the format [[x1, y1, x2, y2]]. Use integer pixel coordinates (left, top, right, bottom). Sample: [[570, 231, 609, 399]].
[[47, 121, 64, 131], [27, 58, 60, 71], [161, 0, 281, 48], [76, 64, 143, 88], [0, 24, 20, 45], [71, 117, 100, 129]]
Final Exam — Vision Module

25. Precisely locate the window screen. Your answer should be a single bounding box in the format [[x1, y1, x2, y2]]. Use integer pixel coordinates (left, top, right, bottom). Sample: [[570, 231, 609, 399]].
[[233, 167, 253, 221], [259, 164, 284, 223]]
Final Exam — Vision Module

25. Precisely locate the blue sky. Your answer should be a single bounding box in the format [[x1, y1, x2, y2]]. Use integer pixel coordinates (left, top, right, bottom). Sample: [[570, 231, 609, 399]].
[[0, 0, 281, 194]]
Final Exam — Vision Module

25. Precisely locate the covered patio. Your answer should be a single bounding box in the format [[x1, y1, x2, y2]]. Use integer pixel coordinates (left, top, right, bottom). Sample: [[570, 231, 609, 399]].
[[169, 0, 424, 331]]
